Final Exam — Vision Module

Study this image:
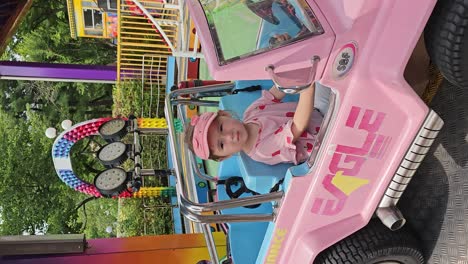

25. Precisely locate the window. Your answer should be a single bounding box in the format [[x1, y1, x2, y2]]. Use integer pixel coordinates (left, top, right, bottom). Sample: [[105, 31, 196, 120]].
[[97, 0, 118, 12], [83, 9, 103, 29], [199, 0, 324, 65]]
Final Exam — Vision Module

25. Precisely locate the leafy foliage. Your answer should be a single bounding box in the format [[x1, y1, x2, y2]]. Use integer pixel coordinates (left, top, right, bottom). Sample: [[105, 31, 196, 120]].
[[112, 79, 173, 237], [112, 80, 165, 118], [76, 197, 119, 239], [0, 0, 116, 237], [8, 0, 116, 65], [0, 0, 172, 238], [0, 110, 82, 235]]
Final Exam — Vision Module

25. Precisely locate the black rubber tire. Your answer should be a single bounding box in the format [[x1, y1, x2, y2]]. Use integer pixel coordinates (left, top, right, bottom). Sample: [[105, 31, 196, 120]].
[[314, 219, 424, 264], [425, 0, 468, 88], [399, 81, 468, 263]]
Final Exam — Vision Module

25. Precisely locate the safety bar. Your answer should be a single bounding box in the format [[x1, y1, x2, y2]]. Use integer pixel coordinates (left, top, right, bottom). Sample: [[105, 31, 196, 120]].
[[266, 55, 320, 94], [172, 98, 220, 107], [169, 82, 236, 98], [202, 224, 219, 264], [165, 82, 285, 210], [306, 90, 337, 167], [172, 82, 236, 183], [179, 191, 283, 213], [181, 206, 276, 223], [165, 82, 284, 264], [188, 154, 217, 182]]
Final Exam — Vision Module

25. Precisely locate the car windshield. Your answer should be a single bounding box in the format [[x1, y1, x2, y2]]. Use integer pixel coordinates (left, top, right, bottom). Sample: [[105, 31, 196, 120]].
[[199, 0, 324, 65]]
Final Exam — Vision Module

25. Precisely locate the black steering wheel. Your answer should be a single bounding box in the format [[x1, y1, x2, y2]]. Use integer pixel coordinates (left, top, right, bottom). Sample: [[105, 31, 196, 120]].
[[224, 176, 261, 209]]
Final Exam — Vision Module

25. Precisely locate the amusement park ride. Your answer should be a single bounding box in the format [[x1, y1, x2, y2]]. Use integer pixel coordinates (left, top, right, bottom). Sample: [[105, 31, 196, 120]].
[[2, 0, 468, 263], [1, 1, 222, 263], [160, 0, 468, 263], [50, 116, 177, 199]]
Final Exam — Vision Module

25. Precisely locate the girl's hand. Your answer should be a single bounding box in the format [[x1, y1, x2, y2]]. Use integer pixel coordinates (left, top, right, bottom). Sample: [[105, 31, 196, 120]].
[[269, 85, 286, 101]]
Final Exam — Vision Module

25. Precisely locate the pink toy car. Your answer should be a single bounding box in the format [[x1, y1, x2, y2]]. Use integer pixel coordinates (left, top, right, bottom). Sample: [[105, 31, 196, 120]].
[[164, 0, 468, 263]]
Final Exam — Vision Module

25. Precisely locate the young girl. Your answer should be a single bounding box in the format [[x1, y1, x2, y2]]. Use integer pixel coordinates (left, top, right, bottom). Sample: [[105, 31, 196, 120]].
[[185, 84, 323, 165]]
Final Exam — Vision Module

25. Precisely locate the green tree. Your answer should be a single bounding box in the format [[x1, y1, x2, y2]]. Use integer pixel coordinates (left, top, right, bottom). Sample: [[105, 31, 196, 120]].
[[0, 80, 113, 124], [0, 110, 82, 235], [9, 0, 116, 65], [0, 0, 174, 238]]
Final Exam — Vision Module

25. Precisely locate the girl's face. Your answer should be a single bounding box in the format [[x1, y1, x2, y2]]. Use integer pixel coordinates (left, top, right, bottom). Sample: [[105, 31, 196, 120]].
[[207, 111, 248, 158], [275, 33, 291, 42]]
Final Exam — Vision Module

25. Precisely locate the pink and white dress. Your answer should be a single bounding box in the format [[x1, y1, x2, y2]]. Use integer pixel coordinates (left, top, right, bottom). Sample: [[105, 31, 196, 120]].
[[244, 90, 323, 165]]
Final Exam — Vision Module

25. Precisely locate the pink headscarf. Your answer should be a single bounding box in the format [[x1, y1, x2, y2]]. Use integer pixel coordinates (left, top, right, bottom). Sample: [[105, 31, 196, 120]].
[[190, 112, 218, 160]]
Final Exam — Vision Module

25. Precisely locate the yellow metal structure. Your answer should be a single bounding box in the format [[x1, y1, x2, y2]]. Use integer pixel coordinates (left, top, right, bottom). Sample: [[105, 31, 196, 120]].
[[138, 117, 168, 128], [66, 0, 112, 39], [117, 0, 180, 86]]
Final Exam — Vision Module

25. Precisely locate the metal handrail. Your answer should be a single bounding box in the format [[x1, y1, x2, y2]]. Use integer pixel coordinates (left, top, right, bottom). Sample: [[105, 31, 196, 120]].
[[165, 83, 285, 209], [201, 224, 219, 264], [172, 98, 220, 107], [306, 90, 337, 167], [173, 82, 236, 183], [180, 191, 283, 213], [169, 82, 236, 98], [188, 154, 218, 183], [181, 206, 275, 223], [165, 81, 281, 196], [164, 83, 285, 264], [266, 56, 321, 94]]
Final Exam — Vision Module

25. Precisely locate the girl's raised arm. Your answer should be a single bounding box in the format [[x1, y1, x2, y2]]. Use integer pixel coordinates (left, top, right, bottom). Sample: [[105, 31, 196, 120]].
[[291, 83, 315, 142], [269, 85, 286, 101]]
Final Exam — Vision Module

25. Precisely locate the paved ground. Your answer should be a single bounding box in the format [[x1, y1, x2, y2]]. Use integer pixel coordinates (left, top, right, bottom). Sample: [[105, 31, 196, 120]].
[[400, 80, 468, 263]]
